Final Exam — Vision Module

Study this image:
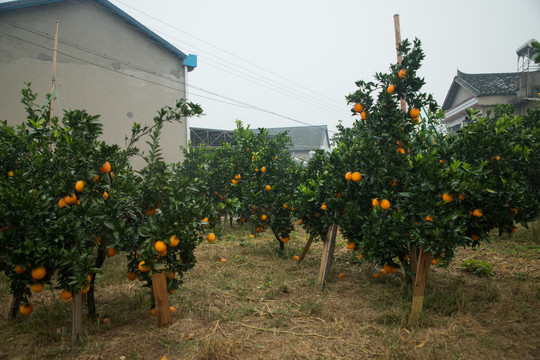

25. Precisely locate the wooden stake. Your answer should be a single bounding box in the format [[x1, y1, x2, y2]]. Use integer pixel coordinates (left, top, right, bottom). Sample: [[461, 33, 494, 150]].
[[49, 20, 59, 123], [71, 292, 82, 345], [408, 249, 432, 326], [318, 213, 339, 287], [297, 234, 314, 263], [152, 272, 172, 327], [393, 14, 407, 113]]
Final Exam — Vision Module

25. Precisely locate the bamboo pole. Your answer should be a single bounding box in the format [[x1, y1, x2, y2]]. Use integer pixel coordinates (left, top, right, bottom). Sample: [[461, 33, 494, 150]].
[[49, 20, 59, 124], [393, 14, 407, 113]]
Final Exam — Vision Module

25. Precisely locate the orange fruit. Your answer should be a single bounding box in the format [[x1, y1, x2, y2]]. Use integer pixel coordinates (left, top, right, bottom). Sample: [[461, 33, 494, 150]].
[[472, 209, 483, 217], [281, 237, 290, 243], [256, 226, 263, 233], [387, 84, 395, 94], [265, 185, 271, 191], [58, 198, 66, 208], [410, 108, 420, 118], [380, 199, 390, 210], [75, 180, 85, 192], [283, 204, 288, 209], [169, 235, 179, 247], [471, 234, 480, 241], [398, 69, 406, 79], [93, 175, 100, 182], [138, 261, 150, 272], [396, 148, 405, 154], [127, 272, 137, 281], [166, 271, 175, 279], [346, 242, 355, 250], [169, 306, 176, 313], [231, 179, 238, 184], [151, 308, 156, 316], [338, 273, 346, 279], [14, 265, 26, 274], [351, 172, 362, 182], [458, 194, 465, 201], [154, 240, 167, 253], [321, 203, 327, 211], [103, 317, 110, 324], [293, 255, 299, 261], [64, 194, 77, 205], [8, 170, 14, 177], [361, 111, 367, 120], [146, 208, 157, 216], [107, 247, 117, 257], [353, 103, 363, 113], [99, 161, 111, 174], [383, 264, 392, 273], [380, 269, 388, 275], [103, 191, 109, 199], [371, 198, 380, 207], [510, 208, 518, 215], [391, 179, 397, 186], [31, 283, 44, 293], [511, 227, 517, 233], [357, 253, 363, 260], [297, 219, 303, 225], [20, 303, 34, 315], [345, 172, 352, 181], [220, 258, 227, 263], [261, 166, 266, 173], [261, 214, 268, 221], [431, 258, 439, 265], [61, 289, 72, 300], [442, 193, 454, 202], [249, 234, 254, 238], [411, 117, 420, 124], [207, 233, 216, 242], [31, 266, 46, 280], [425, 215, 434, 222], [373, 273, 381, 279]]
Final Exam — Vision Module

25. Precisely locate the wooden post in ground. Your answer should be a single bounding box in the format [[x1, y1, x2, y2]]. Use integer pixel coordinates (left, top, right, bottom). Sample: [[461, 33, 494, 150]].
[[393, 14, 407, 113], [408, 249, 432, 326], [297, 234, 314, 263], [71, 292, 82, 345], [318, 214, 339, 287], [152, 272, 172, 327]]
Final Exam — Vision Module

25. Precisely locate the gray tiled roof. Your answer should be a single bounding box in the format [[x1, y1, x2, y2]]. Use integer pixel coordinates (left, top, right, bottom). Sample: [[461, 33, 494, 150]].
[[442, 70, 518, 110], [455, 70, 518, 96]]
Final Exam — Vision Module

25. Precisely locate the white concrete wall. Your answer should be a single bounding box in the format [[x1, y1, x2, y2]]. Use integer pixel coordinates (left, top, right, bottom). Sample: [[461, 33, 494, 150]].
[[0, 0, 190, 167]]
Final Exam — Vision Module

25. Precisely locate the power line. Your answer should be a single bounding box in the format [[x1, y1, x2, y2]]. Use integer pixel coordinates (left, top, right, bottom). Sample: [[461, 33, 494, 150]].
[[0, 27, 336, 131], [108, 0, 349, 111]]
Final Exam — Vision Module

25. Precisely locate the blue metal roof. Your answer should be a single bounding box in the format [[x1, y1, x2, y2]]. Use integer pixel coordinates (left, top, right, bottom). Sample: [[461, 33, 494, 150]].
[[0, 0, 197, 70]]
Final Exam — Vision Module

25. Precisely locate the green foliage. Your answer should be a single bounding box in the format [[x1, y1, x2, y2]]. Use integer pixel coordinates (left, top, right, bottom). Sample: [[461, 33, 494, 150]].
[[460, 259, 495, 277]]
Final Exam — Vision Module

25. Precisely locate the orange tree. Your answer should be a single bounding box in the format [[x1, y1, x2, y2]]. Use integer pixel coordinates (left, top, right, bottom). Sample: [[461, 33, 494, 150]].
[[329, 38, 538, 286], [126, 100, 211, 314], [0, 84, 135, 319], [242, 126, 301, 251], [293, 150, 338, 243]]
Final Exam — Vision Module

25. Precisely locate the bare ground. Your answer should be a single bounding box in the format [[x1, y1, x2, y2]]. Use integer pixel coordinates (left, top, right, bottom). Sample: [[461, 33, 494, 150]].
[[0, 223, 539, 360]]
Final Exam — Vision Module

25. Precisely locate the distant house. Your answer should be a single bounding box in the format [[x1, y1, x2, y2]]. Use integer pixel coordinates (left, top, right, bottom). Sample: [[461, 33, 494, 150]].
[[190, 125, 331, 161], [0, 0, 197, 166], [441, 70, 540, 131], [442, 40, 540, 132]]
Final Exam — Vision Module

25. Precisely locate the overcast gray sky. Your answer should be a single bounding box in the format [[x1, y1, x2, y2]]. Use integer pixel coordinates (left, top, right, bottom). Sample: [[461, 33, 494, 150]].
[[10, 0, 540, 133]]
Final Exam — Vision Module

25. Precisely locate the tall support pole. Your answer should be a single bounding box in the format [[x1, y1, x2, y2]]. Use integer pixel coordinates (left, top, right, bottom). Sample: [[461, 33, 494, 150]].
[[393, 14, 407, 113], [49, 20, 59, 124]]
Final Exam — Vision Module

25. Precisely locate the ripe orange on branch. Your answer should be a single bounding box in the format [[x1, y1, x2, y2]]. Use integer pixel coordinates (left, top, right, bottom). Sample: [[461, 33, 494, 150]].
[[380, 199, 391, 210], [398, 69, 406, 78], [99, 161, 111, 174], [410, 108, 420, 118], [75, 180, 85, 192], [31, 266, 46, 280], [154, 240, 167, 253], [387, 84, 395, 94], [351, 172, 362, 182], [353, 103, 364, 113]]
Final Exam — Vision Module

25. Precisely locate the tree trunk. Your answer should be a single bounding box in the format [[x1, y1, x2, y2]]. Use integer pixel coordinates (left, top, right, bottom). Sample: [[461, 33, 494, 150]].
[[87, 246, 106, 320], [8, 296, 21, 320]]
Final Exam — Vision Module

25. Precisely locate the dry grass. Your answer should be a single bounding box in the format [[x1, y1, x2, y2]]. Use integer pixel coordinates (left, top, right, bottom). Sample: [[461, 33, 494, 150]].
[[0, 222, 539, 360]]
